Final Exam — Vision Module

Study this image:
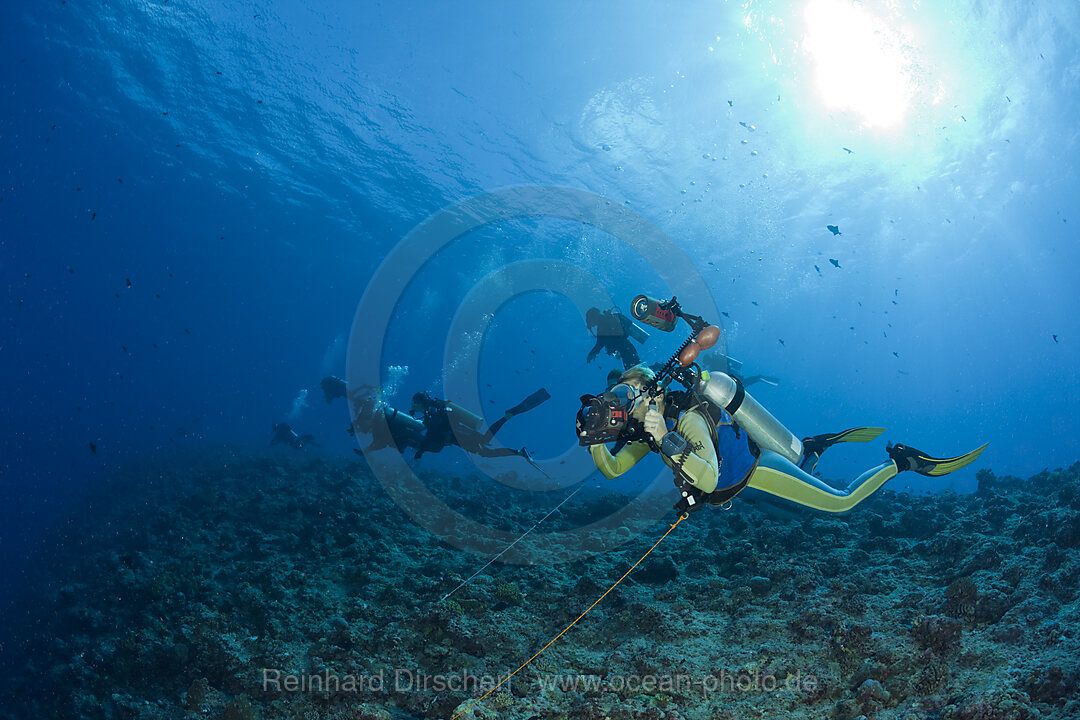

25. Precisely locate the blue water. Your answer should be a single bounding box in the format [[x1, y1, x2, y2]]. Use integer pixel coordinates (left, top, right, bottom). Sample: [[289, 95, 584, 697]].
[[2, 0, 1078, 616]]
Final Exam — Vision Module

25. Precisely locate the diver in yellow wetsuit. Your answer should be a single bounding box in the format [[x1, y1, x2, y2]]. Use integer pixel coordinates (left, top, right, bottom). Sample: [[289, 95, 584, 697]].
[[581, 364, 987, 514]]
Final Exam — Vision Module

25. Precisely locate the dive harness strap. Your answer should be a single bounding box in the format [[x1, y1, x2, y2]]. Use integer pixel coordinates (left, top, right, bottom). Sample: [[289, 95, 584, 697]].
[[706, 458, 758, 506], [725, 374, 746, 414], [674, 460, 756, 514]]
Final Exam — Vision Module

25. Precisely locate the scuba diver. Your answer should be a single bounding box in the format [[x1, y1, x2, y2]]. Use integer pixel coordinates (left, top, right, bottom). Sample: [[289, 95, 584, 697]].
[[409, 388, 550, 463], [347, 385, 427, 454], [322, 377, 426, 454], [700, 351, 779, 389], [326, 376, 551, 474], [321, 375, 347, 403], [270, 422, 316, 450], [585, 306, 650, 370], [577, 295, 987, 515]]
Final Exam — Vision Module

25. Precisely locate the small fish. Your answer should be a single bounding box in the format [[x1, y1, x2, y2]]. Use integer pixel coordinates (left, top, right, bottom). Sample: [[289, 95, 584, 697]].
[[721, 311, 730, 318], [184, 328, 190, 334], [898, 370, 909, 375], [893, 351, 899, 358], [894, 289, 899, 296], [1053, 334, 1059, 343], [91, 212, 96, 220], [126, 278, 132, 289], [960, 115, 967, 122], [88, 441, 97, 454], [751, 301, 759, 306], [727, 100, 733, 107], [842, 147, 853, 154], [778, 339, 785, 346], [827, 225, 841, 236], [122, 345, 128, 352], [892, 300, 898, 305], [17, 299, 23, 308], [829, 258, 841, 269], [814, 265, 821, 275]]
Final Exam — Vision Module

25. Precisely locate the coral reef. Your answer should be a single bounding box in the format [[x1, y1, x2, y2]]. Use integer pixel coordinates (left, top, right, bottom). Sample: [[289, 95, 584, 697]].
[[1, 453, 1079, 719]]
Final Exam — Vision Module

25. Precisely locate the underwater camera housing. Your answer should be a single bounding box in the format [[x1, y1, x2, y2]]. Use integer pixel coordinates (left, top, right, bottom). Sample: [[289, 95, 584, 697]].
[[576, 384, 640, 446]]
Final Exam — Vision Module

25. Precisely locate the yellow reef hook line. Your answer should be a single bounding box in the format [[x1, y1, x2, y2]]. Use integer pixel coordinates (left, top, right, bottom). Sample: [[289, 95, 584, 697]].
[[449, 512, 690, 720]]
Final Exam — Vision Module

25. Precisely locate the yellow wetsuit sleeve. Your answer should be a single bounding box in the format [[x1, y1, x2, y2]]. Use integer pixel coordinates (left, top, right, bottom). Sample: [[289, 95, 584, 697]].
[[666, 411, 719, 493], [589, 441, 651, 479]]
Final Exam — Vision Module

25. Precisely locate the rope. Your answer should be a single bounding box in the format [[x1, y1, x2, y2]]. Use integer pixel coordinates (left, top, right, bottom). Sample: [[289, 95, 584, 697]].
[[449, 512, 690, 720], [437, 481, 586, 604]]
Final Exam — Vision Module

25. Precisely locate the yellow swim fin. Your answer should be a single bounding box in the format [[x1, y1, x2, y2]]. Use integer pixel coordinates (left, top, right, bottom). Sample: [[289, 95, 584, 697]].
[[802, 427, 885, 456], [887, 442, 988, 477]]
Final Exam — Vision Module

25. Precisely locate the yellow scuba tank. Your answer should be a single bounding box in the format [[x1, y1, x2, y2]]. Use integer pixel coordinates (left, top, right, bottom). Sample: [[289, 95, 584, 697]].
[[696, 370, 803, 464]]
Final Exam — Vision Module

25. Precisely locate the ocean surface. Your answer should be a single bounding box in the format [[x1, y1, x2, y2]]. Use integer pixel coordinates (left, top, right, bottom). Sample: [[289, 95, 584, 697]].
[[1, 1, 1079, 718]]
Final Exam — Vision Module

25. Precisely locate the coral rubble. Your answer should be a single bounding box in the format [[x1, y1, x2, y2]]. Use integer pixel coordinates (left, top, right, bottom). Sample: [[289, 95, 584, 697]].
[[1, 451, 1078, 720]]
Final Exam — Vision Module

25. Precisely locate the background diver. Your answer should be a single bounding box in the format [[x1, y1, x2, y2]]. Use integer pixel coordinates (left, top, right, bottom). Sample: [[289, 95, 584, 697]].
[[577, 296, 986, 515], [323, 376, 550, 470], [409, 388, 550, 463], [585, 306, 650, 370], [699, 350, 779, 389], [270, 422, 316, 450]]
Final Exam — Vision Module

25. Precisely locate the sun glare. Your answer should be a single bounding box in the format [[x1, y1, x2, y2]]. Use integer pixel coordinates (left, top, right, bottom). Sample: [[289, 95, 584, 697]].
[[803, 0, 914, 128]]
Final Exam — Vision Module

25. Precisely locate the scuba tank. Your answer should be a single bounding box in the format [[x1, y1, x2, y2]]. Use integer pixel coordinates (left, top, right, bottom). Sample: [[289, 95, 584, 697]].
[[622, 317, 650, 345], [696, 370, 804, 464], [444, 401, 485, 432]]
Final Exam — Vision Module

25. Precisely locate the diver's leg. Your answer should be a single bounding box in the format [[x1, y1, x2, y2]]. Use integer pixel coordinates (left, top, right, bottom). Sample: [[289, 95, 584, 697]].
[[619, 341, 641, 369], [798, 451, 823, 474], [746, 450, 898, 513], [471, 445, 523, 458]]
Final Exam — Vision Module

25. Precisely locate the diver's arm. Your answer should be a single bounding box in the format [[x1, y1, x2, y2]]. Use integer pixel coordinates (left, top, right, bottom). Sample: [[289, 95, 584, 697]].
[[668, 411, 720, 494], [589, 442, 650, 479], [586, 337, 604, 362]]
